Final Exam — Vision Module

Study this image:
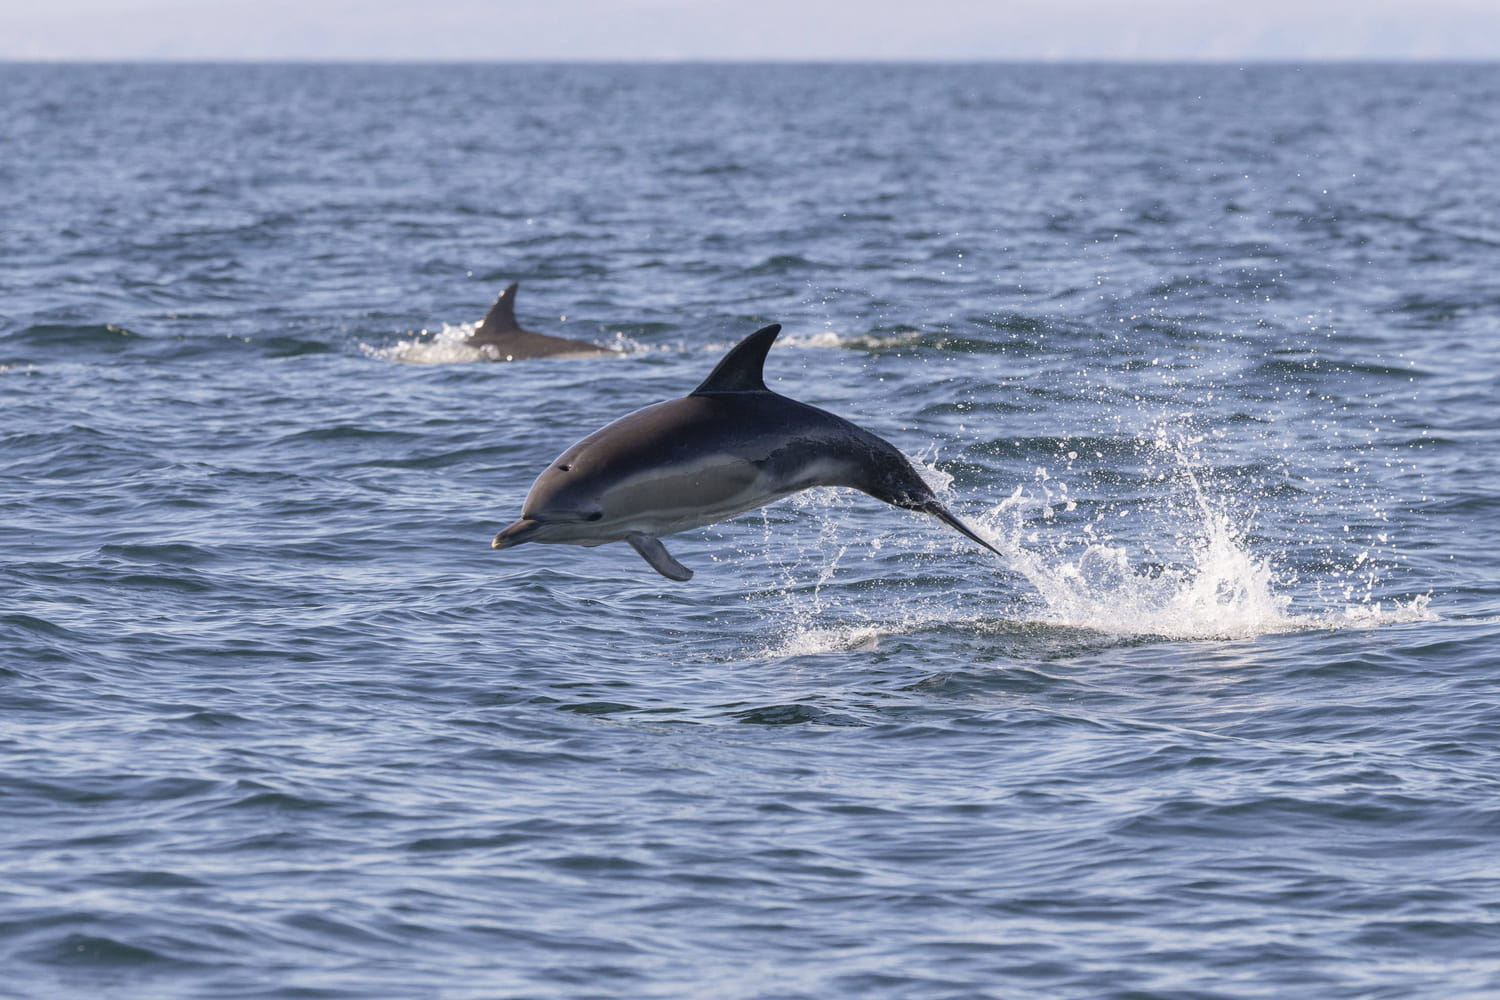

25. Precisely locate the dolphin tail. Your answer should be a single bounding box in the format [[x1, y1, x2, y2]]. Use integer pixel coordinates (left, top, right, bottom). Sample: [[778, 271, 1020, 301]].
[[627, 533, 694, 581], [917, 501, 1006, 559]]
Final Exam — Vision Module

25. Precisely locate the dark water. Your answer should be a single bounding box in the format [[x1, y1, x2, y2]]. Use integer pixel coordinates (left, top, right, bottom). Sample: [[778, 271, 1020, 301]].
[[3, 62, 1498, 999]]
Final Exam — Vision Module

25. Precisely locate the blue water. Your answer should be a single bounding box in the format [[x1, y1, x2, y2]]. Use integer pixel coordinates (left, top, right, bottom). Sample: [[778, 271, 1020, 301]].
[[3, 62, 1498, 999]]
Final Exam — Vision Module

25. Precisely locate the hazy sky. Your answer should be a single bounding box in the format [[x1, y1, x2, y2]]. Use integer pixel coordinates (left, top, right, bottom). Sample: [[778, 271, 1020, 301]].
[[4, 0, 1499, 61]]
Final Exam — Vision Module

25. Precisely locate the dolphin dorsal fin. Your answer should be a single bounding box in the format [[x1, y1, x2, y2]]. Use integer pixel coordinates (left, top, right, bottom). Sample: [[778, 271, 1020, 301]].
[[479, 282, 523, 334], [691, 323, 782, 395]]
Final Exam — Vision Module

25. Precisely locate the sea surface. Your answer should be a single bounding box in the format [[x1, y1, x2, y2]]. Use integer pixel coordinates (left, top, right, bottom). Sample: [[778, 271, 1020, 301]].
[[2, 62, 1498, 999]]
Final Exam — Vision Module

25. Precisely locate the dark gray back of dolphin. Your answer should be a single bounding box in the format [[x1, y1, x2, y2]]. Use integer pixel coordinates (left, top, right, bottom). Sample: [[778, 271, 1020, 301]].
[[689, 324, 1003, 558], [465, 281, 618, 359]]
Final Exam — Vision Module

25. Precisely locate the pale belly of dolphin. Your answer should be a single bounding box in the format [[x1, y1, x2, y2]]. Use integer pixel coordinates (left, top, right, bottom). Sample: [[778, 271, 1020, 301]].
[[587, 453, 849, 543]]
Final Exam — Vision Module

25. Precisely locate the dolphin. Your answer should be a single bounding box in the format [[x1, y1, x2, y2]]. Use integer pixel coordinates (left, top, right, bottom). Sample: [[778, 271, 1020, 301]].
[[466, 282, 619, 360], [492, 322, 1002, 581]]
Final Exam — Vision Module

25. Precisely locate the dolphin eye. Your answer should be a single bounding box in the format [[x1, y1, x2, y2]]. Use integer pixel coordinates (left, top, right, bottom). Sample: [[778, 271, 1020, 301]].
[[585, 512, 603, 521], [557, 463, 572, 472]]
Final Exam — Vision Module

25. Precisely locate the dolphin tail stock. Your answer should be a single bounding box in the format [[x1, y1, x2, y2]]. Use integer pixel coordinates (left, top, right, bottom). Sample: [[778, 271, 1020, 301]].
[[843, 435, 1007, 562], [627, 533, 694, 581], [912, 499, 1006, 560]]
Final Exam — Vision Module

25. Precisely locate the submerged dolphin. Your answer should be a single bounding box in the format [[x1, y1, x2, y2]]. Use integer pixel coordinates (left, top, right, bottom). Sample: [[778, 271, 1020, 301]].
[[466, 282, 619, 359], [492, 323, 1002, 581]]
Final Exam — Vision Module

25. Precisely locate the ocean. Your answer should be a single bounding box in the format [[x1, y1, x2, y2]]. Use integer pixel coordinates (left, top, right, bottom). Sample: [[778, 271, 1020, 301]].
[[2, 61, 1498, 999]]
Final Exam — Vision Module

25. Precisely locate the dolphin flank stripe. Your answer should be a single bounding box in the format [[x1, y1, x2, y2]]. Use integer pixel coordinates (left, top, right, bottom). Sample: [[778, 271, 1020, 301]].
[[492, 323, 1002, 580]]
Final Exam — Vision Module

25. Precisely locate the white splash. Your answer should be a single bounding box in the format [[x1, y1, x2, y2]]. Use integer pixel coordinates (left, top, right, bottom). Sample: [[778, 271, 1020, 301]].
[[974, 448, 1436, 641], [768, 624, 886, 658], [362, 322, 484, 364], [362, 323, 640, 364], [702, 328, 922, 355], [760, 434, 1435, 655], [992, 497, 1291, 640]]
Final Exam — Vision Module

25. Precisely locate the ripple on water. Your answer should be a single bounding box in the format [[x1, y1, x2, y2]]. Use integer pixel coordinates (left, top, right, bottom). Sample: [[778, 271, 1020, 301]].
[[1, 62, 1494, 1000]]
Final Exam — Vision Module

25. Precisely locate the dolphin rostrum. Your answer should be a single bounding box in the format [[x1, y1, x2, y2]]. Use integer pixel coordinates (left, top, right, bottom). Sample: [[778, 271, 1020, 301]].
[[466, 282, 619, 360], [492, 323, 1003, 580]]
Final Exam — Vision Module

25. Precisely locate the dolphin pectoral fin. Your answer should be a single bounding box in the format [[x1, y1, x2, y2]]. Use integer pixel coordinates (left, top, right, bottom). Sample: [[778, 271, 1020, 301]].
[[626, 533, 694, 581], [922, 502, 1006, 559]]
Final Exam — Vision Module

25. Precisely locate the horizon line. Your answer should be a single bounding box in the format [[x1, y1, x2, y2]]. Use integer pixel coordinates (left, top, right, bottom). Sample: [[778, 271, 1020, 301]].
[[5, 55, 1499, 66]]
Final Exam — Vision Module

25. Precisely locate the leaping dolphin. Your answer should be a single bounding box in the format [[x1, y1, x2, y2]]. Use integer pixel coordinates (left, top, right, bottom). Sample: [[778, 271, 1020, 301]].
[[492, 323, 1002, 581], [466, 282, 619, 360]]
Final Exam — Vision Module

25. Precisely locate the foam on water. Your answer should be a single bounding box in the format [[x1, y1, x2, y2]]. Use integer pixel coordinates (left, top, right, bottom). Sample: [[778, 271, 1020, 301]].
[[364, 323, 912, 369], [362, 322, 488, 364], [363, 322, 642, 364], [702, 328, 923, 355]]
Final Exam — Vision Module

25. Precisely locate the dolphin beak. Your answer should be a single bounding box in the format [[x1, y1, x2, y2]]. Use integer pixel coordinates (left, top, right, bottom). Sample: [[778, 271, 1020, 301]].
[[492, 517, 542, 550]]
